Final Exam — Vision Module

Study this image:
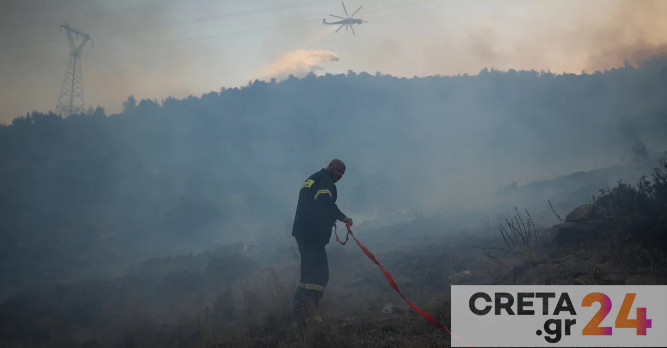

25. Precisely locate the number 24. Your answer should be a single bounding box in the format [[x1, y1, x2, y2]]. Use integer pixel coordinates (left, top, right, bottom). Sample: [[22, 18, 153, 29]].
[[582, 292, 652, 336]]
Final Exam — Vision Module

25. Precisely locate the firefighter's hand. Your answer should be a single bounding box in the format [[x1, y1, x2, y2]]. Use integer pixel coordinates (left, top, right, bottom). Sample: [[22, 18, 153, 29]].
[[343, 217, 353, 226]]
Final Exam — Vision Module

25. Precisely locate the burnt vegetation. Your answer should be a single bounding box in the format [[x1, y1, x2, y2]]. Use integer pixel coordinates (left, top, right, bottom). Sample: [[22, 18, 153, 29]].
[[1, 58, 667, 347]]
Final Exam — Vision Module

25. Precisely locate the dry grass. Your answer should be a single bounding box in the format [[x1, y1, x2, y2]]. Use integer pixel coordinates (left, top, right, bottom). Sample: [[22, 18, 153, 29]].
[[112, 246, 458, 348], [498, 207, 539, 258], [5, 201, 666, 348]]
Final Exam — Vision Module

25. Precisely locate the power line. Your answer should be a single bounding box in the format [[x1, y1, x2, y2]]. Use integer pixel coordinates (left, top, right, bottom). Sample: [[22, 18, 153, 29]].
[[170, 1, 329, 26], [0, 39, 63, 50], [157, 0, 490, 45], [159, 19, 319, 44], [0, 0, 489, 51], [0, 0, 329, 51]]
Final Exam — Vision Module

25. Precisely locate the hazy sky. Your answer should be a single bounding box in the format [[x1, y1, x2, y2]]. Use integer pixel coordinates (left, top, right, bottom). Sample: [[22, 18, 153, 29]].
[[1, 0, 666, 123]]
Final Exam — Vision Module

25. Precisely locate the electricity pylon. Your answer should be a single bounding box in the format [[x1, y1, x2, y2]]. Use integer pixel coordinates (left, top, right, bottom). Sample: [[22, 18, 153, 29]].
[[56, 23, 93, 116]]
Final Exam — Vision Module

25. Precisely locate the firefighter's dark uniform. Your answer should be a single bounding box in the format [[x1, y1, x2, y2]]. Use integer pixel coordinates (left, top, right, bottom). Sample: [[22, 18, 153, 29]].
[[292, 168, 347, 325]]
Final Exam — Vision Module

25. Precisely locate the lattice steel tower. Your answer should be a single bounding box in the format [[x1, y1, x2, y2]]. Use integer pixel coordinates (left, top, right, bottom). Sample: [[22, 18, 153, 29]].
[[56, 23, 93, 116]]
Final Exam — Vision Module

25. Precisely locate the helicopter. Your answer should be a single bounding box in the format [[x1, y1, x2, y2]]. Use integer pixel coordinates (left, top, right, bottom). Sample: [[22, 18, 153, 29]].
[[323, 1, 367, 36]]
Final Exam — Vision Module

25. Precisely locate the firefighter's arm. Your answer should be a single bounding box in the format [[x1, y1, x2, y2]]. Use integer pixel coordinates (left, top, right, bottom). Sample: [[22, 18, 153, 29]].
[[313, 188, 348, 223]]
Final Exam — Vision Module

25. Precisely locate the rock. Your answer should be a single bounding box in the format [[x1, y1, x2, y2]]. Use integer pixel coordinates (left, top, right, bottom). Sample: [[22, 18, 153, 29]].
[[574, 274, 597, 285], [351, 277, 366, 285], [381, 303, 407, 314], [81, 338, 99, 348], [600, 273, 626, 285], [381, 325, 398, 333], [448, 270, 472, 284], [467, 275, 497, 285], [553, 222, 599, 245], [565, 204, 596, 222], [625, 274, 667, 284], [536, 227, 557, 247]]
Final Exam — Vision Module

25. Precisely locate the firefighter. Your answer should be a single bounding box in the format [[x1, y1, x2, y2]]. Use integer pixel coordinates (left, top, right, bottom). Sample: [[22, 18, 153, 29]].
[[292, 159, 353, 327]]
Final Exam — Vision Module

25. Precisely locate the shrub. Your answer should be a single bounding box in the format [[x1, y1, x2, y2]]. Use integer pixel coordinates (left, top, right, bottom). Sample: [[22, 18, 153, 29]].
[[593, 159, 667, 249], [498, 207, 539, 258]]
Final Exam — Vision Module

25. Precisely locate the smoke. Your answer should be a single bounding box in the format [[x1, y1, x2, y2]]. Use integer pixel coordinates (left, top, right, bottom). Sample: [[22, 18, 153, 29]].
[[256, 49, 339, 81], [349, 0, 667, 77], [581, 0, 667, 71], [587, 44, 667, 71]]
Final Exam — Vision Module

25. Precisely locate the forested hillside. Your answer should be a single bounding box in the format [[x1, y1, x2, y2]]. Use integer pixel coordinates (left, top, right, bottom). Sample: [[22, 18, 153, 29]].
[[1, 58, 666, 298]]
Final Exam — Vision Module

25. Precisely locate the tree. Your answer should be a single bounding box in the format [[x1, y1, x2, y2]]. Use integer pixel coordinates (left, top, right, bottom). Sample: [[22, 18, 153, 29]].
[[122, 95, 137, 112]]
